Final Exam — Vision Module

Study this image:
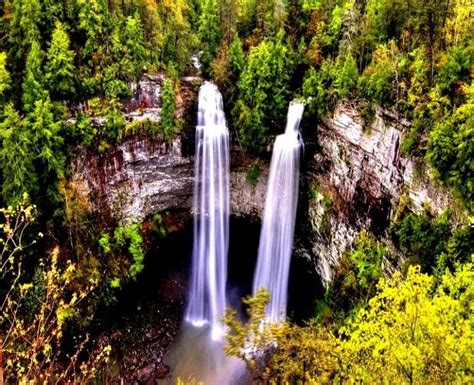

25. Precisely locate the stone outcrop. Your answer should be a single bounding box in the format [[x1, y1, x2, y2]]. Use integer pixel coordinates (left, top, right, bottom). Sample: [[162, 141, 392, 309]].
[[306, 102, 453, 284], [72, 138, 268, 223]]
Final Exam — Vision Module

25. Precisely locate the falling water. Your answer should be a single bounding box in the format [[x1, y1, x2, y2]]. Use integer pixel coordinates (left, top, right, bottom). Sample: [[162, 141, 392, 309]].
[[185, 82, 230, 340], [252, 102, 304, 323]]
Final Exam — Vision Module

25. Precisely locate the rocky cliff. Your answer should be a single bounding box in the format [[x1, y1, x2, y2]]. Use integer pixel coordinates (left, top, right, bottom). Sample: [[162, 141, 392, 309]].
[[306, 102, 453, 284], [71, 137, 268, 224]]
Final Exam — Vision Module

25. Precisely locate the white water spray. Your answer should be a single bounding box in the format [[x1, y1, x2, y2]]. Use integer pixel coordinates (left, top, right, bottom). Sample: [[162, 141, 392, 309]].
[[185, 82, 230, 340], [252, 102, 304, 323]]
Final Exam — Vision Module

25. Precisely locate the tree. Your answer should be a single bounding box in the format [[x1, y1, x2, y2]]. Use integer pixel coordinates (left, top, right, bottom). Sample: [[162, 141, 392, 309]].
[[224, 289, 340, 383], [334, 51, 358, 98], [122, 13, 147, 82], [76, 0, 107, 58], [8, 0, 42, 64], [358, 41, 407, 106], [158, 0, 197, 72], [0, 52, 11, 108], [198, 0, 221, 73], [233, 30, 293, 153], [0, 104, 36, 204], [22, 40, 45, 114], [45, 21, 76, 99], [302, 66, 329, 120], [0, 198, 111, 383], [160, 77, 176, 142], [27, 97, 66, 203], [437, 44, 472, 99], [340, 264, 473, 383], [427, 83, 474, 210]]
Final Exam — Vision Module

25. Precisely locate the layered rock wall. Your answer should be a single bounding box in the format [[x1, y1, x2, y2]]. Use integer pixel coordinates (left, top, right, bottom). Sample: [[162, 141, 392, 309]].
[[307, 102, 453, 283], [72, 138, 268, 224]]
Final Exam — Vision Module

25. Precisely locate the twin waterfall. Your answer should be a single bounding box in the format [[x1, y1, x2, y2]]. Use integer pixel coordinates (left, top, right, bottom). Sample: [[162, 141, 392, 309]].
[[185, 82, 230, 340], [252, 102, 304, 322], [186, 82, 304, 336]]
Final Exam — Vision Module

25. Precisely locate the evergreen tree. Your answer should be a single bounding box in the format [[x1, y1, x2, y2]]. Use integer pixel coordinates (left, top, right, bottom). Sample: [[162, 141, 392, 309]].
[[0, 52, 11, 107], [0, 103, 36, 203], [22, 41, 45, 114], [160, 77, 176, 142], [122, 13, 147, 82], [45, 21, 76, 100], [233, 30, 293, 153], [334, 51, 358, 98], [76, 0, 107, 58], [8, 0, 42, 58], [28, 97, 65, 201], [198, 0, 221, 73]]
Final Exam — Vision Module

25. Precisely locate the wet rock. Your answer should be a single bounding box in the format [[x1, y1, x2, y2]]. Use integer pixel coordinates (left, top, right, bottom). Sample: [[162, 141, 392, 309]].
[[155, 362, 170, 379], [137, 362, 156, 383]]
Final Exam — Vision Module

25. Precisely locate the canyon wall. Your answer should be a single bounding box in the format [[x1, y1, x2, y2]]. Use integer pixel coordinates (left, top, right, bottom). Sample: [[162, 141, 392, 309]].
[[306, 102, 453, 283]]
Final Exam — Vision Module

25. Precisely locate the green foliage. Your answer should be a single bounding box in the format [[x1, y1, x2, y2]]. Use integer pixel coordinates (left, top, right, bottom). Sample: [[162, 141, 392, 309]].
[[22, 40, 45, 114], [161, 77, 177, 142], [391, 208, 473, 275], [358, 41, 407, 106], [233, 30, 293, 153], [320, 230, 386, 320], [437, 44, 472, 98], [302, 66, 329, 119], [427, 83, 474, 209], [114, 224, 145, 280], [0, 104, 36, 204], [340, 264, 474, 384], [357, 100, 376, 130], [101, 98, 126, 143], [28, 97, 65, 201], [122, 13, 147, 82], [334, 51, 358, 98], [225, 289, 340, 383], [45, 21, 76, 99], [198, 0, 221, 73], [245, 163, 260, 187], [227, 264, 474, 384], [0, 52, 11, 105]]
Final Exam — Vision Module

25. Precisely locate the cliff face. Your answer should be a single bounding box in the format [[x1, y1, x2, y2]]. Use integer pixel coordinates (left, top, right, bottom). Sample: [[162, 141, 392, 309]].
[[72, 137, 268, 224], [307, 102, 452, 284]]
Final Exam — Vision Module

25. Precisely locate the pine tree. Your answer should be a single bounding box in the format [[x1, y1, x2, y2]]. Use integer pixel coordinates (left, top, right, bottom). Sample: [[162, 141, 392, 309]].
[[22, 41, 45, 114], [0, 103, 37, 203], [233, 30, 294, 153], [45, 21, 76, 99], [198, 0, 221, 73], [8, 0, 42, 58], [28, 97, 65, 201], [0, 52, 11, 106], [122, 13, 147, 82]]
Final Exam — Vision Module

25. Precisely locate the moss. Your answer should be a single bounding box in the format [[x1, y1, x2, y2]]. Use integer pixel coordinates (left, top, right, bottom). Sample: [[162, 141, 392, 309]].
[[246, 163, 260, 187]]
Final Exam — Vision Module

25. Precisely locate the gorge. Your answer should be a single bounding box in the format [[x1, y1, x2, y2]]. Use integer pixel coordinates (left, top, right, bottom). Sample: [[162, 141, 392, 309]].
[[0, 1, 472, 383]]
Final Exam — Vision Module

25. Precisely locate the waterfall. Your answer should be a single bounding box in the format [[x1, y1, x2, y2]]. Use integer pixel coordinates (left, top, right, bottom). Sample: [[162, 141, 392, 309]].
[[252, 102, 304, 323], [185, 82, 230, 340]]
